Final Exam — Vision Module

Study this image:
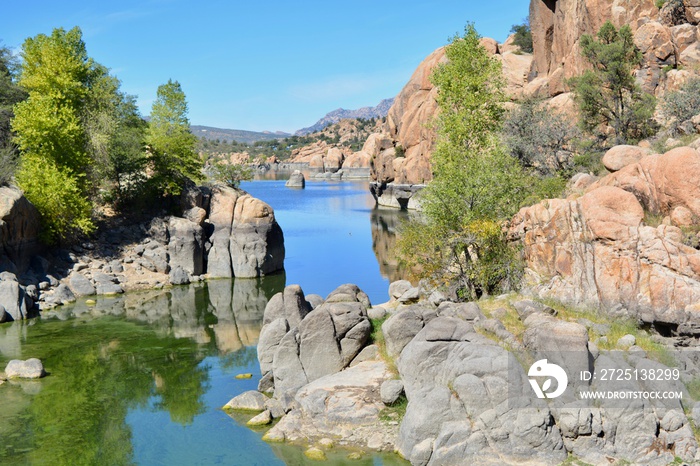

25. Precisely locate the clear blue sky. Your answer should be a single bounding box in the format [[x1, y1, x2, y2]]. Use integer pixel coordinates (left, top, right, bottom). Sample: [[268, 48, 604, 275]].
[[3, 0, 530, 133]]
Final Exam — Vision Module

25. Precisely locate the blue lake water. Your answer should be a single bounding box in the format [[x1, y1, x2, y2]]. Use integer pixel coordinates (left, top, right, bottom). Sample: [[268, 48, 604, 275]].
[[0, 179, 410, 465]]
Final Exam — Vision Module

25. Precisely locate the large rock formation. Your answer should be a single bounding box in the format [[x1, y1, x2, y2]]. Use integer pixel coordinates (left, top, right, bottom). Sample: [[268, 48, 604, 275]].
[[0, 186, 41, 273], [510, 147, 700, 331], [368, 38, 535, 209], [203, 186, 285, 279]]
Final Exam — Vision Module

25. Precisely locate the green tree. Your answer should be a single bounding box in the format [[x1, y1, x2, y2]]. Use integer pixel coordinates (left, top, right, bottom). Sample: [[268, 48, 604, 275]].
[[503, 97, 580, 175], [510, 20, 533, 53], [12, 27, 95, 241], [398, 24, 528, 300], [0, 44, 27, 185], [147, 79, 201, 196], [570, 21, 656, 144], [211, 160, 252, 188]]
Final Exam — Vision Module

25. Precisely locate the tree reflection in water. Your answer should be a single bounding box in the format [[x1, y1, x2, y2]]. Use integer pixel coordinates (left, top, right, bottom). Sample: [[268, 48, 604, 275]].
[[0, 273, 284, 465]]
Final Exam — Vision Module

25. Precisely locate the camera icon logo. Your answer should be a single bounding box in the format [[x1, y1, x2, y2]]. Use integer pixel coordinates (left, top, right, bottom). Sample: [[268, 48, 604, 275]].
[[528, 359, 568, 399]]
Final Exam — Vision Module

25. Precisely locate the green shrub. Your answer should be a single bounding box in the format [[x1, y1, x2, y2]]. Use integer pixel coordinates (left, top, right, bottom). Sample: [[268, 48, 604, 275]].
[[211, 161, 253, 189], [661, 77, 700, 129], [16, 155, 94, 244], [503, 97, 580, 176], [510, 21, 533, 54]]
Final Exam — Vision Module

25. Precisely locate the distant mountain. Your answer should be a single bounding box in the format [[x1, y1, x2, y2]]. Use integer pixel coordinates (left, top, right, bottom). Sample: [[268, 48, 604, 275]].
[[191, 125, 291, 144], [295, 98, 394, 136]]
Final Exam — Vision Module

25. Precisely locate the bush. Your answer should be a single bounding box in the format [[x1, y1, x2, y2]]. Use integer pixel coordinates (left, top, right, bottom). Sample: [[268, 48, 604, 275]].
[[660, 77, 700, 130], [510, 21, 533, 54], [503, 98, 580, 176], [16, 155, 94, 244], [211, 161, 252, 189]]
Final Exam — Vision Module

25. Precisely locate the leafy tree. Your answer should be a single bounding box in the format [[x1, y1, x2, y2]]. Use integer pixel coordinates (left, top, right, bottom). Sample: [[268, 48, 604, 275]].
[[0, 44, 27, 184], [147, 79, 202, 196], [569, 21, 656, 144], [398, 24, 528, 300], [211, 160, 252, 188], [510, 20, 533, 53], [12, 27, 95, 241], [503, 97, 580, 175]]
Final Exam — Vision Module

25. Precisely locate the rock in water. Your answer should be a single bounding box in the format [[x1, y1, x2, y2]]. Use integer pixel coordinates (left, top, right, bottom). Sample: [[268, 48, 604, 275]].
[[5, 358, 45, 379], [223, 390, 267, 411], [285, 170, 306, 188]]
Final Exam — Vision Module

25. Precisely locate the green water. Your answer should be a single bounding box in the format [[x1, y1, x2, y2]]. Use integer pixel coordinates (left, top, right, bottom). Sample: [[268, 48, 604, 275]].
[[0, 280, 407, 465]]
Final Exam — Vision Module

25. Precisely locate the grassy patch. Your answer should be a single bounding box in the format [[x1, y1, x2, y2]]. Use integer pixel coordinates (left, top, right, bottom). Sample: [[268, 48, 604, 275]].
[[643, 210, 665, 228], [560, 453, 595, 466], [379, 394, 407, 423], [369, 315, 398, 377]]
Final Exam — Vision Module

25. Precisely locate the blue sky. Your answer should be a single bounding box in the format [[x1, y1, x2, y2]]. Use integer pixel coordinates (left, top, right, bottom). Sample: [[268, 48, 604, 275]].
[[3, 1, 530, 133]]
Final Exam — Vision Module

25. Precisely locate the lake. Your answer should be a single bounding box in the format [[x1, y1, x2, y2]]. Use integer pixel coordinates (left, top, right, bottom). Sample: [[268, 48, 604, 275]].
[[0, 179, 411, 465]]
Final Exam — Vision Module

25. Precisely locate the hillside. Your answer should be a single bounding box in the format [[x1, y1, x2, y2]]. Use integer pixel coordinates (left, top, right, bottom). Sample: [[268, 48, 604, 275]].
[[191, 125, 290, 144], [295, 98, 394, 135]]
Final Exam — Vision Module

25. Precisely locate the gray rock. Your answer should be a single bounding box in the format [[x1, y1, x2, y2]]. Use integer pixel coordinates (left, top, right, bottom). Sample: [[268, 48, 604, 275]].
[[436, 302, 484, 321], [305, 294, 324, 309], [285, 170, 306, 188], [258, 318, 289, 374], [5, 358, 45, 379], [169, 266, 190, 285], [48, 284, 76, 305], [69, 273, 96, 296], [262, 285, 311, 328], [380, 379, 404, 405], [264, 397, 286, 418], [661, 410, 685, 432], [272, 328, 309, 397], [258, 371, 275, 394], [229, 205, 285, 278], [167, 217, 204, 275], [247, 410, 272, 426], [325, 283, 371, 308], [382, 305, 431, 359], [513, 299, 557, 320], [299, 307, 346, 381], [389, 280, 413, 300], [24, 284, 39, 301], [368, 306, 387, 320], [617, 334, 636, 349], [428, 291, 447, 306], [0, 279, 31, 320], [398, 286, 421, 303], [224, 390, 267, 411], [350, 344, 379, 367], [96, 282, 124, 295], [0, 304, 9, 323]]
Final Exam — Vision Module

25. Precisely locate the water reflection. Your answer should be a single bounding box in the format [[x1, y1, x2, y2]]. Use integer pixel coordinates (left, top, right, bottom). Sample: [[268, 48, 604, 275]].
[[371, 208, 418, 283], [0, 274, 284, 465]]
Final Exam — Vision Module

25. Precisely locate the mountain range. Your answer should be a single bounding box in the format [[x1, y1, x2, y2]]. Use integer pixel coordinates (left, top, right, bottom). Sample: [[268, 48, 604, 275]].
[[191, 126, 291, 144], [294, 98, 394, 136]]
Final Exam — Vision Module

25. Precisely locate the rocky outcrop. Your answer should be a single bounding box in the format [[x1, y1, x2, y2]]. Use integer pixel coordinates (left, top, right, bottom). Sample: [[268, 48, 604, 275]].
[[257, 284, 372, 400], [284, 170, 305, 188], [528, 0, 700, 96], [0, 186, 40, 273], [510, 148, 700, 329], [0, 184, 284, 318], [5, 358, 45, 379]]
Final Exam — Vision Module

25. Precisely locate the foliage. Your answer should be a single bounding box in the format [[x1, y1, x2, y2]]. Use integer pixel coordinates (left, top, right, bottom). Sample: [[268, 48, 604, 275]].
[[147, 79, 202, 196], [0, 44, 27, 178], [510, 20, 533, 54], [11, 27, 98, 241], [211, 161, 253, 188], [15, 155, 94, 242], [503, 97, 580, 176], [105, 94, 148, 204], [397, 24, 528, 300], [660, 77, 700, 130], [569, 21, 657, 145]]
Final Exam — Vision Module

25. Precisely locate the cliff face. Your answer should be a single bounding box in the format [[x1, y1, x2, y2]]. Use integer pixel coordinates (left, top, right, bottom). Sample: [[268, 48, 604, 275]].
[[369, 0, 700, 202]]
